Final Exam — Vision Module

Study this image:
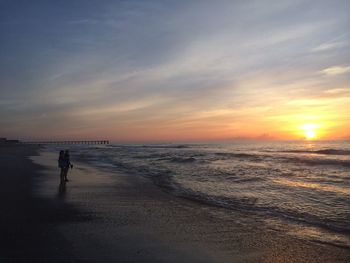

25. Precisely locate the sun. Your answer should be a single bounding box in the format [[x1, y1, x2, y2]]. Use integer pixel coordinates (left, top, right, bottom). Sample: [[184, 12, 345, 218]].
[[305, 129, 316, 140], [300, 123, 319, 140]]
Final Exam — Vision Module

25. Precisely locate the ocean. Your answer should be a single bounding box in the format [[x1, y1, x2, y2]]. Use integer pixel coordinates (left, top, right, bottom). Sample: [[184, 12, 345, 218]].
[[49, 141, 350, 248]]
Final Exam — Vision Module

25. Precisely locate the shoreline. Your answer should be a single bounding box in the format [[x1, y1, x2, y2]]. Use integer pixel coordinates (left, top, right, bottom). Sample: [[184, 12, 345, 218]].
[[1, 145, 349, 262]]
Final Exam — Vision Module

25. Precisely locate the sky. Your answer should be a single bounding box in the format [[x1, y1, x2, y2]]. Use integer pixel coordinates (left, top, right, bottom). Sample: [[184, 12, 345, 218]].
[[1, 0, 349, 142]]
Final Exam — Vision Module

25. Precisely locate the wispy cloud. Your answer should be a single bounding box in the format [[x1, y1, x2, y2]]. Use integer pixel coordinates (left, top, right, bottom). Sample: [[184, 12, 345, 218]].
[[323, 88, 349, 94], [312, 41, 344, 52], [322, 66, 350, 76]]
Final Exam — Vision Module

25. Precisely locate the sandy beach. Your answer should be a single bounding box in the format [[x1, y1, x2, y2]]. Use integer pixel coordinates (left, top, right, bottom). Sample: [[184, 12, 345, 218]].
[[1, 144, 349, 262]]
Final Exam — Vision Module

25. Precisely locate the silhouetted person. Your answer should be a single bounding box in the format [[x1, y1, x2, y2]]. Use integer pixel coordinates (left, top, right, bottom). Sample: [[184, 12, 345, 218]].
[[58, 150, 65, 181], [63, 150, 73, 182]]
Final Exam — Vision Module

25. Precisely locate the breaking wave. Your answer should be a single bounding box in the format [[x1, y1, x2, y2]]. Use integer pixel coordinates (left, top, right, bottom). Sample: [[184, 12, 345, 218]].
[[278, 148, 350, 155]]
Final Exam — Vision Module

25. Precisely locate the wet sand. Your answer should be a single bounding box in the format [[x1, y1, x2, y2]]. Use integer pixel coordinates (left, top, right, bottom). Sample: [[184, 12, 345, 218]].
[[1, 145, 349, 262], [0, 145, 79, 262]]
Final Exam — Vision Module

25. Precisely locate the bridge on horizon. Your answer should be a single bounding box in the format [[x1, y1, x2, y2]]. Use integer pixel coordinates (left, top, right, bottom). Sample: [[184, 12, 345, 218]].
[[23, 140, 109, 145]]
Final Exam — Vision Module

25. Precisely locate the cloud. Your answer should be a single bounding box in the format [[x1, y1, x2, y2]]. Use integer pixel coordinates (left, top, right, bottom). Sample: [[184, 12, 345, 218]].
[[322, 66, 350, 76], [312, 41, 344, 52], [323, 88, 349, 95]]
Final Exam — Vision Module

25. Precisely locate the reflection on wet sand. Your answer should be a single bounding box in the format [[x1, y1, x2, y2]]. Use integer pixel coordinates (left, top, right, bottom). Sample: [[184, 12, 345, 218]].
[[273, 178, 350, 195], [58, 181, 66, 198]]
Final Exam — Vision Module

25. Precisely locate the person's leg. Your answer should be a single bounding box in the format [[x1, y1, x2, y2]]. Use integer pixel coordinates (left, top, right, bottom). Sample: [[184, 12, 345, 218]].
[[64, 167, 69, 181], [60, 168, 64, 182]]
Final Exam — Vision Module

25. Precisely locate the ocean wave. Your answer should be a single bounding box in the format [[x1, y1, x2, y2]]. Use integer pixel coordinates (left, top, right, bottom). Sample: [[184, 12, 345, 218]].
[[169, 187, 350, 235], [106, 144, 192, 149], [158, 156, 198, 163], [137, 167, 350, 240], [170, 157, 197, 163], [279, 148, 350, 156], [142, 144, 190, 149], [214, 151, 350, 168], [283, 156, 350, 168], [214, 152, 259, 159]]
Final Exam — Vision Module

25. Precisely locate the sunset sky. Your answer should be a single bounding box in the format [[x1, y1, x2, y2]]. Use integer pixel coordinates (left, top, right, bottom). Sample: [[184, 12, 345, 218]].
[[1, 0, 349, 142]]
